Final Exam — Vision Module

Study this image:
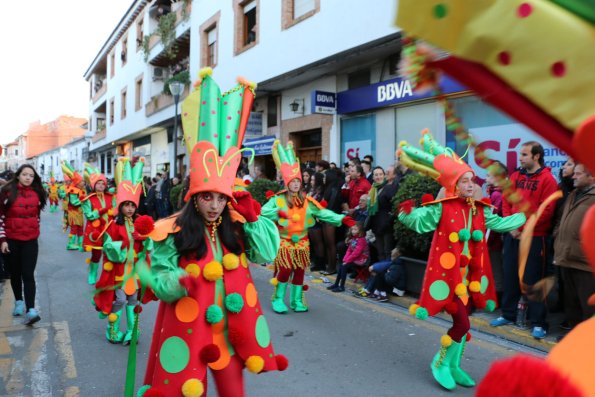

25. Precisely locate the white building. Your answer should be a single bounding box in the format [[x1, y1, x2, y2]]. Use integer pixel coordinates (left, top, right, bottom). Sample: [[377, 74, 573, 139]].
[[34, 137, 88, 182]]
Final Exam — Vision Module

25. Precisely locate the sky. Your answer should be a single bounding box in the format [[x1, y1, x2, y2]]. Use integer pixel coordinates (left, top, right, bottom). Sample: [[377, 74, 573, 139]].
[[0, 0, 134, 143]]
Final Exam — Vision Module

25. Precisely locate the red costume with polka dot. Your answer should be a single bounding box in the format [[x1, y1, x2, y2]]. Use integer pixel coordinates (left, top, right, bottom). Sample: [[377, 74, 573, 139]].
[[135, 68, 287, 397], [397, 131, 525, 391]]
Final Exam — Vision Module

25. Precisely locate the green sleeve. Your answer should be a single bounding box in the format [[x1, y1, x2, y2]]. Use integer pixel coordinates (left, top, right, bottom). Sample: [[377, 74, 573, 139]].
[[310, 205, 344, 227], [69, 193, 82, 207], [243, 216, 280, 263], [484, 207, 526, 233], [398, 203, 442, 234], [82, 199, 99, 220], [103, 234, 127, 263], [137, 235, 187, 303], [58, 189, 66, 199], [260, 197, 280, 222]]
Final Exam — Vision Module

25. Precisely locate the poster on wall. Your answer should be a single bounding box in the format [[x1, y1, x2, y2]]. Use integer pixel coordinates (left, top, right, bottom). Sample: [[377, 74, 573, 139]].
[[468, 124, 568, 183], [343, 139, 372, 163]]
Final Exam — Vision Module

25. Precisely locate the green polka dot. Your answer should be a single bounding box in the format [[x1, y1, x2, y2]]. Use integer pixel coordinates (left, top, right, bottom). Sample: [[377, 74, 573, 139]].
[[164, 379, 169, 385], [269, 353, 273, 358], [204, 178, 209, 183], [451, 219, 455, 223], [196, 148, 201, 153], [480, 275, 489, 294], [209, 158, 214, 163], [429, 280, 450, 301], [187, 328, 193, 334], [159, 337, 189, 374], [255, 315, 271, 348]]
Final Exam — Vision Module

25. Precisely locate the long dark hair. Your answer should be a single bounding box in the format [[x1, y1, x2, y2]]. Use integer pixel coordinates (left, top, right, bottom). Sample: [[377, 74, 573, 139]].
[[174, 196, 242, 259], [115, 201, 138, 225], [1, 164, 47, 211]]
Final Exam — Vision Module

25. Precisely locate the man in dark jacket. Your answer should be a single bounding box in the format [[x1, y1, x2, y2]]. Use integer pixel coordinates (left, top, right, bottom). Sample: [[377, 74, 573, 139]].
[[553, 163, 595, 332]]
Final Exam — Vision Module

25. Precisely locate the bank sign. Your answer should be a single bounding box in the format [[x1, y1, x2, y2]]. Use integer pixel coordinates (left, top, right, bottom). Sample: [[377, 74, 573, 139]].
[[311, 90, 336, 114], [337, 76, 467, 114]]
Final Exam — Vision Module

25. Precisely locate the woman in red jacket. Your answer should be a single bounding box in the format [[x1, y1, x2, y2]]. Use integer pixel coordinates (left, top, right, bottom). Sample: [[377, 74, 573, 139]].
[[0, 164, 47, 325]]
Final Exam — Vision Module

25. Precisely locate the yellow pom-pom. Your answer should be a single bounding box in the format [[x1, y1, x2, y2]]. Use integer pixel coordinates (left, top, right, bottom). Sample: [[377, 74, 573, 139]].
[[68, 234, 73, 238], [181, 378, 204, 397], [455, 283, 467, 296], [237, 76, 257, 90], [245, 355, 264, 373], [440, 334, 452, 347], [108, 313, 119, 323], [203, 261, 223, 282], [409, 303, 420, 316], [85, 258, 91, 264], [469, 281, 481, 293], [399, 140, 408, 147], [199, 67, 213, 79], [240, 253, 248, 268], [270, 277, 278, 287], [107, 209, 114, 217], [103, 262, 113, 271], [222, 254, 240, 271], [85, 246, 92, 252]]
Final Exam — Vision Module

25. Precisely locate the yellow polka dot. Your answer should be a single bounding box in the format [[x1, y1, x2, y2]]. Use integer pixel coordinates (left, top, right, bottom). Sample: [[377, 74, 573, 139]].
[[276, 198, 284, 207], [449, 232, 459, 243], [203, 261, 223, 281], [307, 218, 314, 226], [246, 283, 258, 307], [240, 253, 248, 268], [292, 213, 300, 222], [455, 283, 467, 296], [103, 262, 113, 271], [185, 263, 200, 278], [469, 281, 481, 293], [222, 254, 239, 271], [175, 297, 199, 323], [439, 252, 456, 269]]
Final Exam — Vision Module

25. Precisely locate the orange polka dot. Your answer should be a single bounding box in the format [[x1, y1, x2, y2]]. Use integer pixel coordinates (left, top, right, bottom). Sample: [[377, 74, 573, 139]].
[[185, 263, 200, 278], [175, 297, 199, 323], [246, 283, 258, 307], [91, 220, 100, 227], [439, 252, 456, 269]]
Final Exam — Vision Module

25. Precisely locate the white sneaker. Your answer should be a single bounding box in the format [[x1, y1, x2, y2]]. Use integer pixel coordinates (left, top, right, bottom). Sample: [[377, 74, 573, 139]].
[[392, 287, 405, 297]]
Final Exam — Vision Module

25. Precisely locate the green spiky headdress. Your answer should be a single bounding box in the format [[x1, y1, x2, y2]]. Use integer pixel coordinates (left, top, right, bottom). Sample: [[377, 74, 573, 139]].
[[83, 162, 107, 189], [272, 140, 301, 186], [61, 160, 83, 187], [114, 157, 144, 210]]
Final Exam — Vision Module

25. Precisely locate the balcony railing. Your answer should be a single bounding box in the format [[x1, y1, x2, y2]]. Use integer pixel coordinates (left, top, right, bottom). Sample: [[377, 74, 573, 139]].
[[92, 128, 107, 143], [146, 1, 192, 52], [145, 86, 190, 117], [92, 83, 107, 104]]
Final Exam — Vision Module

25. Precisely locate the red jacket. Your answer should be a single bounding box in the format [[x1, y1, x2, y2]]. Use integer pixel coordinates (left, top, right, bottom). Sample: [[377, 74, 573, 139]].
[[342, 176, 372, 209], [0, 185, 42, 243], [502, 167, 558, 236]]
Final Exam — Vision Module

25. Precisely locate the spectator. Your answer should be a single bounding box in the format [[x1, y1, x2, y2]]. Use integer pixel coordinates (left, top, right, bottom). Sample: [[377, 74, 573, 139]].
[[485, 160, 508, 296], [156, 172, 172, 219], [361, 160, 373, 184], [341, 162, 371, 215], [308, 172, 326, 272], [356, 247, 406, 300], [137, 176, 151, 216], [553, 163, 595, 338], [329, 162, 337, 170], [0, 164, 47, 325], [366, 166, 398, 261], [491, 141, 558, 340], [238, 166, 253, 183], [302, 168, 314, 194], [169, 176, 183, 212], [315, 160, 330, 173], [327, 222, 369, 292], [254, 165, 267, 180], [364, 154, 374, 167], [145, 177, 158, 220], [320, 168, 344, 275]]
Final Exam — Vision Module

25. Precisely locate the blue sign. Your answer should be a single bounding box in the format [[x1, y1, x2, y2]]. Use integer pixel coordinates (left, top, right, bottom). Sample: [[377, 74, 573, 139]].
[[311, 90, 336, 114], [243, 136, 276, 157], [337, 75, 468, 114], [246, 112, 263, 136]]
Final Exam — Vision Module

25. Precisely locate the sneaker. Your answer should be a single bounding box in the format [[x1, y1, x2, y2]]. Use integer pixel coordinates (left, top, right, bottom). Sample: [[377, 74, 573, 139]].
[[531, 326, 547, 340], [326, 284, 339, 291], [332, 286, 345, 293], [13, 300, 25, 316], [559, 321, 571, 331], [355, 289, 369, 297], [392, 287, 405, 297], [376, 294, 389, 302], [367, 293, 379, 300], [24, 308, 41, 326], [489, 316, 513, 327]]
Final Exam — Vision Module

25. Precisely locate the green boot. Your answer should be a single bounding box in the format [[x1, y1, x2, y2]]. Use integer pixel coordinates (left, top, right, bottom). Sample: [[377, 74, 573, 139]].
[[430, 338, 459, 390], [290, 284, 308, 312], [122, 305, 137, 346], [106, 310, 124, 343], [66, 235, 79, 250], [450, 336, 475, 387], [78, 236, 85, 252], [87, 262, 99, 285], [271, 282, 288, 314]]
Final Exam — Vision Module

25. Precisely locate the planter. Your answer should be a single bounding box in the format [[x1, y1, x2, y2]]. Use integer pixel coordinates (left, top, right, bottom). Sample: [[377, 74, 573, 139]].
[[401, 256, 427, 296]]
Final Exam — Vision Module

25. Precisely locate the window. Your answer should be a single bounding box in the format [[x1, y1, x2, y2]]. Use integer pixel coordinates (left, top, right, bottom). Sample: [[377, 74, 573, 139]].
[[267, 96, 278, 127], [109, 98, 115, 125], [135, 75, 143, 111], [207, 28, 217, 66], [348, 69, 370, 90], [136, 17, 144, 51], [282, 0, 319, 29], [121, 36, 128, 66], [243, 1, 257, 45], [106, 152, 113, 174], [110, 52, 115, 78], [234, 0, 259, 54], [121, 88, 127, 120], [200, 12, 220, 68], [293, 0, 316, 19]]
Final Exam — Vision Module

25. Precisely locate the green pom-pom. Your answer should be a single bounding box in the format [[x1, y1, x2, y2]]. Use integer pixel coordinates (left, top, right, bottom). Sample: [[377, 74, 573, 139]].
[[98, 312, 107, 319], [206, 305, 223, 324], [225, 293, 244, 313], [471, 229, 484, 242], [485, 300, 496, 312], [291, 234, 300, 243], [415, 307, 429, 320], [458, 229, 471, 242], [137, 385, 151, 397]]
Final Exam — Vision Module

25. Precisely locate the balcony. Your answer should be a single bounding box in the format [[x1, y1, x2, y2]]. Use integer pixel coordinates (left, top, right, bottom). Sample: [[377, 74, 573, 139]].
[[145, 1, 191, 63], [92, 128, 106, 143], [92, 82, 107, 104], [145, 86, 190, 117]]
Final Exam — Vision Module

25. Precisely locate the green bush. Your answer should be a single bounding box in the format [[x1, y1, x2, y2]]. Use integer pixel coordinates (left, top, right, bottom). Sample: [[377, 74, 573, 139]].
[[246, 178, 283, 206], [163, 71, 190, 96], [392, 173, 441, 260]]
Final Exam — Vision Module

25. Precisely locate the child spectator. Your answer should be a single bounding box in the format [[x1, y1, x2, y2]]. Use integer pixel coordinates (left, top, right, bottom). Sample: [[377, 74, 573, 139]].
[[327, 222, 369, 292]]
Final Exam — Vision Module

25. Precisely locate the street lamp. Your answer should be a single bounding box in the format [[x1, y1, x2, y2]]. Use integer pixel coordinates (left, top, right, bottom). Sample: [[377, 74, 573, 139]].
[[169, 80, 184, 177]]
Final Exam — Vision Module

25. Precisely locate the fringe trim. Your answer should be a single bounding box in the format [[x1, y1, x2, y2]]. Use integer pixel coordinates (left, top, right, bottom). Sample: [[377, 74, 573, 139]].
[[68, 210, 84, 226], [274, 245, 310, 270]]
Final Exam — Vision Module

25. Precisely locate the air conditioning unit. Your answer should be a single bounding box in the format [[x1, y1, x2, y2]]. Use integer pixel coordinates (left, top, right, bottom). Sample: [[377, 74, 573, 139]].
[[152, 67, 165, 81]]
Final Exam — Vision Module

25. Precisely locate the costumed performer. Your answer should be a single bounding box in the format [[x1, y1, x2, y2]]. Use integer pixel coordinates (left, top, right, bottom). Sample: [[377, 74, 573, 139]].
[[261, 140, 355, 314], [397, 131, 526, 391], [47, 172, 60, 213], [93, 157, 155, 345], [135, 68, 288, 397], [81, 163, 115, 285], [60, 161, 86, 251]]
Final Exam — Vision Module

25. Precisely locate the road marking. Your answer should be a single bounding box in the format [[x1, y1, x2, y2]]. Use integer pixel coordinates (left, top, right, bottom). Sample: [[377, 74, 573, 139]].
[[54, 321, 77, 379]]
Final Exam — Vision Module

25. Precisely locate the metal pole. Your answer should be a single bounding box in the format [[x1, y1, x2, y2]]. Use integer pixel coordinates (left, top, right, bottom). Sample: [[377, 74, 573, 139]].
[[172, 95, 179, 177]]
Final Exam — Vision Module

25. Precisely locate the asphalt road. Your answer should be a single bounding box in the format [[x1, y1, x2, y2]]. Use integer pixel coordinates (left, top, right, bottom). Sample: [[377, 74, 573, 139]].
[[0, 210, 546, 396]]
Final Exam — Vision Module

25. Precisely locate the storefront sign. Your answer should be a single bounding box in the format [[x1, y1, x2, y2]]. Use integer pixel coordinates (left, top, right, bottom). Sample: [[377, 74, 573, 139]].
[[243, 136, 276, 157], [337, 75, 467, 114], [246, 112, 263, 136], [343, 139, 372, 163], [311, 90, 336, 114]]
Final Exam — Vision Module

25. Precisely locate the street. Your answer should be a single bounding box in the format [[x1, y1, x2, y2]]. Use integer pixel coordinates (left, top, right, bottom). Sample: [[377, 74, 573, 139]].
[[0, 210, 546, 396]]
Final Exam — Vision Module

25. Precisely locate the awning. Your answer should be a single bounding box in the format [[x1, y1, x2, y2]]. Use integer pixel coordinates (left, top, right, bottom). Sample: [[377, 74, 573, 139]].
[[243, 136, 276, 156]]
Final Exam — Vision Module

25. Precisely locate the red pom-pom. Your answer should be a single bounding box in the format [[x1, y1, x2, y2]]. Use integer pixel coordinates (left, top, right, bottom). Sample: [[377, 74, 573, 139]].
[[244, 179, 252, 186], [275, 354, 289, 371], [143, 388, 165, 397], [466, 332, 472, 342], [444, 301, 459, 315], [342, 215, 356, 227], [265, 190, 275, 200], [302, 284, 309, 291], [480, 197, 492, 205], [134, 305, 143, 314], [227, 328, 246, 345], [319, 199, 328, 208], [134, 215, 155, 236], [421, 194, 434, 204], [398, 199, 415, 214], [278, 210, 288, 219], [199, 344, 221, 364]]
